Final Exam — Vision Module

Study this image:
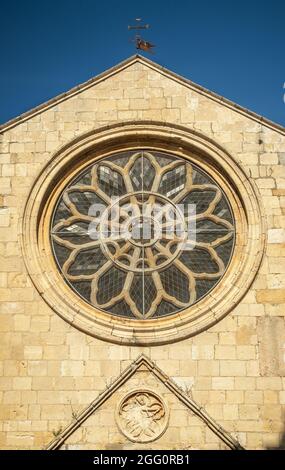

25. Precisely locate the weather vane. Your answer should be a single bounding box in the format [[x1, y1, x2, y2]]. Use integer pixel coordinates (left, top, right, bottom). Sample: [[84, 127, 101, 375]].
[[128, 18, 155, 53]]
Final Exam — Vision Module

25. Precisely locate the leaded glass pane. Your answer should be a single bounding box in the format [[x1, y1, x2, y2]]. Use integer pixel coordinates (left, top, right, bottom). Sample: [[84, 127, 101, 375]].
[[51, 150, 235, 319]]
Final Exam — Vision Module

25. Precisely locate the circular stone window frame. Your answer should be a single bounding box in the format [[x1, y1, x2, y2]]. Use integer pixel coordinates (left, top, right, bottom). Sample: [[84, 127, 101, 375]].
[[20, 121, 266, 345]]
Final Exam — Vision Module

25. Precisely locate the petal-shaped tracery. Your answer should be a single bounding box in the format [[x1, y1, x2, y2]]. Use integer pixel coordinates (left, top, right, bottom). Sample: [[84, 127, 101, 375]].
[[51, 150, 235, 319]]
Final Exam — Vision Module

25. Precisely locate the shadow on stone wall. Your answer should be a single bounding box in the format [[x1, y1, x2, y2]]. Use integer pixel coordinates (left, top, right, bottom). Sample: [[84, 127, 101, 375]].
[[267, 425, 285, 450]]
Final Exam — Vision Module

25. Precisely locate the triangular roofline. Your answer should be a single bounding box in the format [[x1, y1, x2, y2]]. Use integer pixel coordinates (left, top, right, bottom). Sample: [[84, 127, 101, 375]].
[[0, 54, 284, 135], [45, 354, 244, 450]]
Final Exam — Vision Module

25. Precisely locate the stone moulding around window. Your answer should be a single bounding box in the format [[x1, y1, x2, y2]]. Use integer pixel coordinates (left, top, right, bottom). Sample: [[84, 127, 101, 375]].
[[20, 121, 266, 345]]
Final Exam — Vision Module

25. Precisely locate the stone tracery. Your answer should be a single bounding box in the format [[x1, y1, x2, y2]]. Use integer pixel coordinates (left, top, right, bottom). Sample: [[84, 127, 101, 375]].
[[51, 150, 235, 319]]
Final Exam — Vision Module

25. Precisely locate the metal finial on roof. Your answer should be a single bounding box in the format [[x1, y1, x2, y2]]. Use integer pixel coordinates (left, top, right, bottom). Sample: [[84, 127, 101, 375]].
[[128, 18, 155, 54]]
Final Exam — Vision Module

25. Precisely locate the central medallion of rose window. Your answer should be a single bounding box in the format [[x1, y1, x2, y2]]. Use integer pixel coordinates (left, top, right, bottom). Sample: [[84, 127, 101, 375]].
[[99, 191, 186, 274], [51, 150, 235, 319]]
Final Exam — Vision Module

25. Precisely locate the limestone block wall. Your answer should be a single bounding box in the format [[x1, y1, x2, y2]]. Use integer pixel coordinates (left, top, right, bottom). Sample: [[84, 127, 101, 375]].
[[0, 57, 284, 449], [61, 368, 229, 450]]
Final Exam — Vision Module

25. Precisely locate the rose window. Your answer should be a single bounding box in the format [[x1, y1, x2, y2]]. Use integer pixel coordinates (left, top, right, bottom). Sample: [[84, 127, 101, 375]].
[[51, 150, 235, 319]]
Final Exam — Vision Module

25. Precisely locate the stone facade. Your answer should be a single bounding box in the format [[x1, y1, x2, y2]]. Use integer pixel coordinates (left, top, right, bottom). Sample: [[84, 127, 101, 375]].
[[46, 356, 241, 450], [0, 55, 284, 450]]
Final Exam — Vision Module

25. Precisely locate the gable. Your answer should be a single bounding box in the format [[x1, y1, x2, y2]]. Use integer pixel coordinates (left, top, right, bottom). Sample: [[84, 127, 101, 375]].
[[1, 54, 284, 172], [45, 355, 243, 450], [0, 54, 284, 137]]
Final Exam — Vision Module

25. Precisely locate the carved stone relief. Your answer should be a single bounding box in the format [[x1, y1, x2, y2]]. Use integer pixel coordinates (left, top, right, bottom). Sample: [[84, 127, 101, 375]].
[[116, 390, 169, 443]]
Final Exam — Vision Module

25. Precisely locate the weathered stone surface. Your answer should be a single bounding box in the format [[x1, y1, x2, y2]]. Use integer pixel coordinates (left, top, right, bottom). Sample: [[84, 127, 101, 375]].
[[57, 366, 231, 450], [256, 289, 285, 303], [257, 317, 285, 376], [0, 56, 284, 450]]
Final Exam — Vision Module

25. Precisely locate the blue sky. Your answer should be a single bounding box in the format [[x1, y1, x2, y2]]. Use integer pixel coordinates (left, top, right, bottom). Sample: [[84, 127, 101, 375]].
[[0, 0, 284, 125]]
